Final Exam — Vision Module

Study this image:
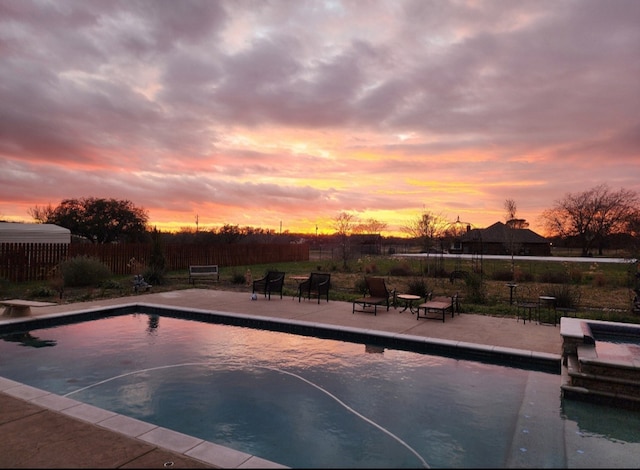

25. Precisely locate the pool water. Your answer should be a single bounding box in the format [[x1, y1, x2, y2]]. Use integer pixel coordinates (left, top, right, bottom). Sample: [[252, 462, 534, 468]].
[[1, 312, 640, 468], [593, 331, 640, 362]]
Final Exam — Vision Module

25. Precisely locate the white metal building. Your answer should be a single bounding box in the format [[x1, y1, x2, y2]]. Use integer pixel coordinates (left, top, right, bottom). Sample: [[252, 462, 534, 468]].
[[0, 222, 71, 244]]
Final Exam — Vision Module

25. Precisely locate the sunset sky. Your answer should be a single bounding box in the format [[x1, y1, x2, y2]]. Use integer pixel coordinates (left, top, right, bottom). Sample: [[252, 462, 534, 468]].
[[1, 0, 639, 237]]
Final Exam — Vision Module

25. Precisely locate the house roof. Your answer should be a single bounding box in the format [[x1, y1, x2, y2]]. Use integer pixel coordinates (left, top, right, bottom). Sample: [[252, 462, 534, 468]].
[[461, 221, 548, 244], [0, 222, 71, 244]]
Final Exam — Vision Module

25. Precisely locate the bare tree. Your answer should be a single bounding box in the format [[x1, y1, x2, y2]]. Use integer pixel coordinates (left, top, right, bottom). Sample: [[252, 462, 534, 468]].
[[504, 198, 529, 229], [402, 211, 443, 252], [332, 212, 357, 269], [542, 184, 639, 256], [503, 199, 525, 278], [353, 218, 388, 235], [504, 199, 517, 222], [28, 203, 56, 223]]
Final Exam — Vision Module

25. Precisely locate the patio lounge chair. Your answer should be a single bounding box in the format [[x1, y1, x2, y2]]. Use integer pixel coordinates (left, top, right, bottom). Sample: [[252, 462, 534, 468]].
[[416, 294, 457, 322], [298, 272, 331, 304], [252, 271, 286, 300], [352, 277, 395, 315]]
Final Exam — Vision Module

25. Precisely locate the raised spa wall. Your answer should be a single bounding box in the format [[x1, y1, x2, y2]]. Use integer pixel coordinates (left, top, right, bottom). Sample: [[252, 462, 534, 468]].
[[560, 317, 640, 409]]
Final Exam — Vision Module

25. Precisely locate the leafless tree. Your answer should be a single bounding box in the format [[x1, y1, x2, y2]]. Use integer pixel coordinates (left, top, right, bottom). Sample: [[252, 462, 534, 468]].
[[28, 203, 56, 223], [504, 199, 529, 229], [353, 218, 387, 235], [503, 199, 525, 278], [402, 210, 443, 252], [541, 184, 639, 256], [332, 212, 357, 269]]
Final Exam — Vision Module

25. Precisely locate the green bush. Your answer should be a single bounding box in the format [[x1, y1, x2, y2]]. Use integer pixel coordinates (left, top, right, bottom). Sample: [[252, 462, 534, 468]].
[[100, 279, 122, 290], [354, 278, 367, 295], [146, 228, 167, 285], [544, 284, 581, 310], [28, 285, 56, 299], [59, 256, 111, 287], [407, 277, 429, 297], [231, 272, 246, 285], [463, 272, 487, 304]]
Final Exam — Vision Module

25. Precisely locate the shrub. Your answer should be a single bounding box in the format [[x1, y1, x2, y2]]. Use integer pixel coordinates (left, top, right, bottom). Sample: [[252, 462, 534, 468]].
[[28, 285, 56, 299], [354, 278, 367, 295], [433, 267, 448, 278], [544, 284, 581, 310], [463, 272, 487, 304], [388, 263, 413, 276], [407, 277, 429, 297], [100, 279, 122, 290], [145, 229, 167, 285], [491, 269, 514, 282], [592, 272, 607, 287], [364, 263, 378, 274], [538, 270, 569, 284], [59, 256, 111, 287], [231, 272, 246, 285], [144, 266, 165, 285], [568, 268, 583, 283], [513, 268, 534, 282]]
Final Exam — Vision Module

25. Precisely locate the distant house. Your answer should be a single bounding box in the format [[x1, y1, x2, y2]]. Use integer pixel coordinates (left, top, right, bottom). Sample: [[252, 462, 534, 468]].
[[460, 222, 551, 256], [0, 222, 71, 244]]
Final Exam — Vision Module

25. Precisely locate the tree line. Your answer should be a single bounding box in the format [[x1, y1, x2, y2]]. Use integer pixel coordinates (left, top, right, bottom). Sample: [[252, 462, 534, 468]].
[[25, 183, 640, 256]]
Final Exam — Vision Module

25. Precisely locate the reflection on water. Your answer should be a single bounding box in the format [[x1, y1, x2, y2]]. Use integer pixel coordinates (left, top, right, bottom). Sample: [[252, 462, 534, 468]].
[[364, 344, 384, 354], [2, 332, 56, 348], [595, 341, 640, 362], [562, 398, 640, 442], [147, 314, 159, 333], [0, 313, 639, 468]]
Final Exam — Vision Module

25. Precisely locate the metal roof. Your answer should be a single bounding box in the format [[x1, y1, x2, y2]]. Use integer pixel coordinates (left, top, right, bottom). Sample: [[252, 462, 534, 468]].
[[0, 222, 71, 244]]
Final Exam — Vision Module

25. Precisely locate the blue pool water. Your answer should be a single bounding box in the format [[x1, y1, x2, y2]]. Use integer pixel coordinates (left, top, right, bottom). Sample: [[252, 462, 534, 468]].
[[1, 312, 640, 468]]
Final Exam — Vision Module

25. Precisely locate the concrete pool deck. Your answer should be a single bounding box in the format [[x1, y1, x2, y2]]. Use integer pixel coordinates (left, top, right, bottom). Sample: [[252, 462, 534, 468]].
[[0, 288, 564, 468]]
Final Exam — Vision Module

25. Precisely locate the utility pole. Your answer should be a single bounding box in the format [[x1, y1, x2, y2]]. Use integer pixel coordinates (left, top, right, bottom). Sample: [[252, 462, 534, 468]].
[[195, 214, 199, 233]]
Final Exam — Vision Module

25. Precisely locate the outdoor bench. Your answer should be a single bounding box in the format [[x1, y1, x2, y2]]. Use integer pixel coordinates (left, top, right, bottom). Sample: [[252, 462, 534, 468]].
[[1, 299, 57, 317], [189, 265, 220, 285]]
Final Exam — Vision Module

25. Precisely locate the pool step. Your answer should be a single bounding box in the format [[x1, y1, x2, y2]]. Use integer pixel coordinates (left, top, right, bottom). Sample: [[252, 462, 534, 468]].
[[561, 350, 640, 410]]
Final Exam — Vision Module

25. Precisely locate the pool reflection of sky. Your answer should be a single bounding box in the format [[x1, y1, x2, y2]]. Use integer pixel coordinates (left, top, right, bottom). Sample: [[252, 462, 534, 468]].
[[594, 341, 640, 362]]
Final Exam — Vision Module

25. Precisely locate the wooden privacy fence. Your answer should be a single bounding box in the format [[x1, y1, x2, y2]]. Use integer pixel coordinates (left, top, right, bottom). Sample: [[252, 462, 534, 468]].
[[0, 243, 309, 282]]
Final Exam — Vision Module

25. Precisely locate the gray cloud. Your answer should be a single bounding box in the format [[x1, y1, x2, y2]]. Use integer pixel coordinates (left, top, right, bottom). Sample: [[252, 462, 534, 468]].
[[1, 0, 639, 234]]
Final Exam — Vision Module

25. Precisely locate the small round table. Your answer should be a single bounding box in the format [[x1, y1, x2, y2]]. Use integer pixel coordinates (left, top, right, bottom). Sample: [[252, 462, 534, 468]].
[[396, 294, 421, 314]]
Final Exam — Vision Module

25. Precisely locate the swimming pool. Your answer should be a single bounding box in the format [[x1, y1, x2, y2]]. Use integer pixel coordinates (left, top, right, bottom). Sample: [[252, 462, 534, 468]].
[[1, 307, 640, 468]]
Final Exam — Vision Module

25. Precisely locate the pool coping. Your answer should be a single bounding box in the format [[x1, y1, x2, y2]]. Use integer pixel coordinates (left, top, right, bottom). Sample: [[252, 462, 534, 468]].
[[1, 301, 562, 468]]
